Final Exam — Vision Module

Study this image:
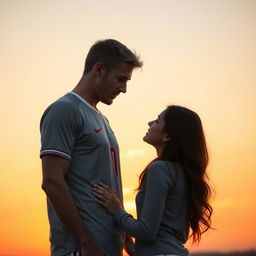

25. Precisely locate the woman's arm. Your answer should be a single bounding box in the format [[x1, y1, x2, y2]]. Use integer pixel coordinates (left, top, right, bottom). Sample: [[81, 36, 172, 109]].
[[93, 161, 175, 242]]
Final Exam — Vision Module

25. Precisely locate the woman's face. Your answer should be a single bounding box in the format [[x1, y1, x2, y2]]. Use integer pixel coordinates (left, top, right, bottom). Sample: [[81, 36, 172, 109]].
[[143, 110, 169, 148]]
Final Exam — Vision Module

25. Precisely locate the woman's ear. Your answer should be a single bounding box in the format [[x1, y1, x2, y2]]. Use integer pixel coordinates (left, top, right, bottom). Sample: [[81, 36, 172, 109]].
[[162, 134, 170, 142]]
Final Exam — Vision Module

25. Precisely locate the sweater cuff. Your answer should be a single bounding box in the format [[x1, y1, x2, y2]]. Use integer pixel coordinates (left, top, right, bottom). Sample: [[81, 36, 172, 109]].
[[113, 208, 127, 224]]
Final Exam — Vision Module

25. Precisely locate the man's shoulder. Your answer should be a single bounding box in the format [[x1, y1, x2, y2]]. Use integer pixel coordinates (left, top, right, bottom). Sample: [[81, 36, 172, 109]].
[[40, 94, 81, 124], [45, 93, 79, 113], [54, 93, 79, 107]]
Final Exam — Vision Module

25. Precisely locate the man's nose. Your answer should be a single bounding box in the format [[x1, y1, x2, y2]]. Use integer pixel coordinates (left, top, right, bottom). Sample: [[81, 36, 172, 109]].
[[119, 83, 127, 93], [148, 121, 153, 127]]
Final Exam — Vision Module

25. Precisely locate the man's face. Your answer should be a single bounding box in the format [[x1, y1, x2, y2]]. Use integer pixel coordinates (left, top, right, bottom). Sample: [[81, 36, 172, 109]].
[[96, 62, 133, 105]]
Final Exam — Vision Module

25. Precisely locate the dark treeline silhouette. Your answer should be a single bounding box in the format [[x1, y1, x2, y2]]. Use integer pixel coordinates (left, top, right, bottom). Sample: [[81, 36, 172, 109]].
[[191, 250, 256, 256]]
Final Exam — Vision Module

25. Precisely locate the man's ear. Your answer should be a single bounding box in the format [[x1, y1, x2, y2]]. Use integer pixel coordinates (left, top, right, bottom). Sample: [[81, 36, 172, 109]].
[[162, 134, 170, 142], [94, 62, 105, 77]]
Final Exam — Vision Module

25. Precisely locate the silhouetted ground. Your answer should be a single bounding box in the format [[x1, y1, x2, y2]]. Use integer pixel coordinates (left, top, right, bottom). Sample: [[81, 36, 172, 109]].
[[2, 251, 256, 256], [122, 250, 256, 256], [191, 250, 256, 256]]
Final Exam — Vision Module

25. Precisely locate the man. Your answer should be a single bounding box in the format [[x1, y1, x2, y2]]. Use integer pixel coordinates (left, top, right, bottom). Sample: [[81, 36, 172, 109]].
[[40, 39, 143, 256]]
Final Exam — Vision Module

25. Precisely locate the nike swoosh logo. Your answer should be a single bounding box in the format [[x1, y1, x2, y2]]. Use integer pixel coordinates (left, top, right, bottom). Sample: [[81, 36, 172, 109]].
[[94, 128, 103, 133]]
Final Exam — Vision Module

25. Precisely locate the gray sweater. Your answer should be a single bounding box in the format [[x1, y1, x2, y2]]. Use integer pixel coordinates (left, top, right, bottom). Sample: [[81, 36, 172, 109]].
[[113, 160, 189, 256]]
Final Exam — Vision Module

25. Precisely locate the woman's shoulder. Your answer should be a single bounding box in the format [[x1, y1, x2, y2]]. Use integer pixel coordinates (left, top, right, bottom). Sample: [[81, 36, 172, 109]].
[[148, 160, 178, 169], [146, 160, 180, 188], [148, 160, 178, 178]]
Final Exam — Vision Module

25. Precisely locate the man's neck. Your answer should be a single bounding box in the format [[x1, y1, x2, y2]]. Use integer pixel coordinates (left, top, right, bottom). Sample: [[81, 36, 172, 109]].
[[72, 76, 99, 108]]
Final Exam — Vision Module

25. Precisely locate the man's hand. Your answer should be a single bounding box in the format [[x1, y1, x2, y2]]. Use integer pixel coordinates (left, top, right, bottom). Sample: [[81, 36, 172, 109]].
[[80, 239, 105, 256], [124, 234, 135, 256]]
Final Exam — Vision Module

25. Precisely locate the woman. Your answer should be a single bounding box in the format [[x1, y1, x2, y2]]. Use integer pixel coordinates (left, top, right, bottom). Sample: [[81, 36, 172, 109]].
[[93, 105, 213, 256]]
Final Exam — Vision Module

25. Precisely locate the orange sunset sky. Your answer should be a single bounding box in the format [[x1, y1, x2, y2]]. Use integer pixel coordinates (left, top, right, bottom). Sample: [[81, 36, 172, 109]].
[[1, 1, 256, 255]]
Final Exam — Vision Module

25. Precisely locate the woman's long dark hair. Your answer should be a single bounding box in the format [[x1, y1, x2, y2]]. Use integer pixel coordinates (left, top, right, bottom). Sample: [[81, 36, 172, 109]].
[[138, 105, 213, 244]]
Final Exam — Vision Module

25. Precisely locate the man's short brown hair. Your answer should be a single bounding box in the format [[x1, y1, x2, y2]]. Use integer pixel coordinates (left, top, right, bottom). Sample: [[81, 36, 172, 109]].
[[84, 39, 143, 74]]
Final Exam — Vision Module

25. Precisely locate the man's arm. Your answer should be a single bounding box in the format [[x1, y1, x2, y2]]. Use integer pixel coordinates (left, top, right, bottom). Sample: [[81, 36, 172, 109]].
[[41, 155, 104, 256]]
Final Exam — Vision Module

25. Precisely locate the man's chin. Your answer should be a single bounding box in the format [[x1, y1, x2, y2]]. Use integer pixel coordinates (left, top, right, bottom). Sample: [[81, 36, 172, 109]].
[[101, 98, 113, 105]]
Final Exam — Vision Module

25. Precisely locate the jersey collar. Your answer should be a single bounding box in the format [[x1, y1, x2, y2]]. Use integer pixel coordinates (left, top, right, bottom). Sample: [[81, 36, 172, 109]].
[[69, 92, 100, 114]]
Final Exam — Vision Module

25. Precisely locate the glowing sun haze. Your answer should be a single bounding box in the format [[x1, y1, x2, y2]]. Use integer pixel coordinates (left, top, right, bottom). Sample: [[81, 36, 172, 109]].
[[0, 0, 256, 255]]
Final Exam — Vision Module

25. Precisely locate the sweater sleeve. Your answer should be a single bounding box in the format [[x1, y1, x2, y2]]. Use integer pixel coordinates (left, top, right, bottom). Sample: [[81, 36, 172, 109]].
[[113, 161, 176, 243]]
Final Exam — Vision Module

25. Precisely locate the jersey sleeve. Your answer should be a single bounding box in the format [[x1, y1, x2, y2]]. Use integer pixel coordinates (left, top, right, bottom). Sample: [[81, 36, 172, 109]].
[[113, 161, 176, 242], [40, 101, 79, 160]]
